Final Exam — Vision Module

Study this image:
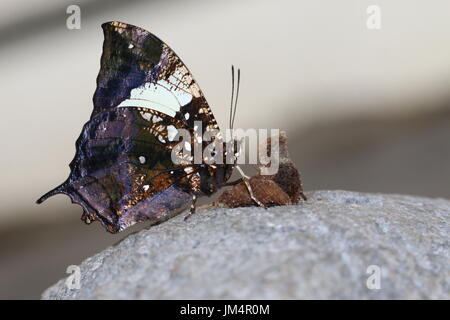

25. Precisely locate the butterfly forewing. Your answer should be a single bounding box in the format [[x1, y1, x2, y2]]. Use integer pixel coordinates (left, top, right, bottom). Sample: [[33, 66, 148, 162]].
[[93, 21, 219, 133]]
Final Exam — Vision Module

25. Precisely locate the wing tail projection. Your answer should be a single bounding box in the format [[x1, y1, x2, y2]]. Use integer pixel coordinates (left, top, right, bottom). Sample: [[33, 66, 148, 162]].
[[36, 183, 67, 204]]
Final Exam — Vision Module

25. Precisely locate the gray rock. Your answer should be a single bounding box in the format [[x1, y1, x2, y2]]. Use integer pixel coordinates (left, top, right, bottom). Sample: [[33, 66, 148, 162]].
[[42, 190, 450, 299]]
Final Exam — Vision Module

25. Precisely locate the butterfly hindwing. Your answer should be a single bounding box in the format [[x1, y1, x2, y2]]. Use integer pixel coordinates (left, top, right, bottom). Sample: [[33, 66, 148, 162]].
[[38, 107, 201, 232]]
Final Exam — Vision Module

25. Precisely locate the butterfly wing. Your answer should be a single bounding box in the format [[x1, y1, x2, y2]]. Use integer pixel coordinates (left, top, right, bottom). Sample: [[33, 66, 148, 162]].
[[37, 21, 219, 233], [93, 21, 219, 133], [38, 107, 199, 232]]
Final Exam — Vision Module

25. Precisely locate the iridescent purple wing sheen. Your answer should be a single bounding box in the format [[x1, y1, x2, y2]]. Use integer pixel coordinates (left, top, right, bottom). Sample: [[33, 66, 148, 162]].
[[37, 107, 199, 233]]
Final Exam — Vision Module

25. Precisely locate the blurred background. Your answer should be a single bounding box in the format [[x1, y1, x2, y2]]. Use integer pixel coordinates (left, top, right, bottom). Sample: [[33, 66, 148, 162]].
[[0, 0, 449, 299]]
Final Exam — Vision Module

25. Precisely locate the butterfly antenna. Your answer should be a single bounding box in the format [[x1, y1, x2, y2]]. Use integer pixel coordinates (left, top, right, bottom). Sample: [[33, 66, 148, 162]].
[[229, 65, 235, 129], [231, 68, 240, 129]]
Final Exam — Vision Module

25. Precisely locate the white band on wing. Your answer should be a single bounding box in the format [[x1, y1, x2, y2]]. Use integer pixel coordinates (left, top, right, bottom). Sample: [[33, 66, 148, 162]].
[[117, 81, 193, 117]]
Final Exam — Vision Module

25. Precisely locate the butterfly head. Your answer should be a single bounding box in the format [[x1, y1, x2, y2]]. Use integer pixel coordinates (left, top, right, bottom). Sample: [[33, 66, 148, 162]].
[[198, 138, 240, 195]]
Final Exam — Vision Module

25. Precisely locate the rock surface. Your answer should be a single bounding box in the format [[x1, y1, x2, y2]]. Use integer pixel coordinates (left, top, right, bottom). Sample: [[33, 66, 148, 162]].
[[42, 190, 450, 299]]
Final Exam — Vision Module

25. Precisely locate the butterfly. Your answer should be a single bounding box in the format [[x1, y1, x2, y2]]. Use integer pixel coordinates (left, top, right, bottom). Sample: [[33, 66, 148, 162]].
[[37, 21, 263, 233]]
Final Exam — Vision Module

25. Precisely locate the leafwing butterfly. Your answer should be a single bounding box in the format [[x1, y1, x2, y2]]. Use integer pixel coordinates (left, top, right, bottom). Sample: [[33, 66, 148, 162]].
[[37, 21, 257, 233]]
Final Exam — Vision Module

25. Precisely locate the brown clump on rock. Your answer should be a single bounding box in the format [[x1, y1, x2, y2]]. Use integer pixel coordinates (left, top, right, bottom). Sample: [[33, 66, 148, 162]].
[[216, 131, 306, 208]]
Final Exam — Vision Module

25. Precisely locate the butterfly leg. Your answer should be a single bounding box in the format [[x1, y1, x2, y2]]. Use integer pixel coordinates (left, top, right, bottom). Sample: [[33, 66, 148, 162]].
[[243, 177, 267, 209], [300, 192, 307, 201], [235, 166, 267, 209], [184, 194, 197, 221], [219, 178, 243, 187]]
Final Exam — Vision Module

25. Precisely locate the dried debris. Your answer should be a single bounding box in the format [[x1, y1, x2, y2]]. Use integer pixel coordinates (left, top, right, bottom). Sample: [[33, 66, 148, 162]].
[[216, 131, 306, 208]]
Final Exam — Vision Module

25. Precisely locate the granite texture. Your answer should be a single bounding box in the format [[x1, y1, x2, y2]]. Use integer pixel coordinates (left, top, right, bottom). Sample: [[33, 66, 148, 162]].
[[42, 190, 450, 299]]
